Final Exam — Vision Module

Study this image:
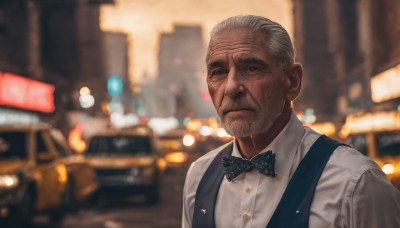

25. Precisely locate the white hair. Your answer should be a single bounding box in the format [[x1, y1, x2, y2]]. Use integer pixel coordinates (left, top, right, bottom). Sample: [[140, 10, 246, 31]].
[[207, 15, 296, 69]]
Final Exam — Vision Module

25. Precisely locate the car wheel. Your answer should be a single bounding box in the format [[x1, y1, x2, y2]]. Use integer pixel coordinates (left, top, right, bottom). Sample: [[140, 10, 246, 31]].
[[49, 181, 71, 223], [20, 191, 33, 226], [6, 191, 33, 228]]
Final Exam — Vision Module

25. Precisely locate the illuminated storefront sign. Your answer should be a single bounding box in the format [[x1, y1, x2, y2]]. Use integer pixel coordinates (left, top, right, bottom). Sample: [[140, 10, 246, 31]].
[[371, 64, 400, 103], [340, 111, 400, 138], [0, 72, 55, 113]]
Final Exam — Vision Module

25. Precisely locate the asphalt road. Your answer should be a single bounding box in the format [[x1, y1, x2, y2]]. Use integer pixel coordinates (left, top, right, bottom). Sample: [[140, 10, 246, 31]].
[[30, 138, 231, 228], [31, 151, 203, 228]]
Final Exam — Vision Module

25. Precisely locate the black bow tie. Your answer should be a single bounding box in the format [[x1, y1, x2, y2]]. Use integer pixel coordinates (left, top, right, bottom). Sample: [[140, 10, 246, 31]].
[[222, 151, 276, 182]]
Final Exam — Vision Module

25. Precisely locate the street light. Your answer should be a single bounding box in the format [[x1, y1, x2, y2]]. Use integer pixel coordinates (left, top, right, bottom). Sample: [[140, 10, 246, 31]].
[[79, 86, 95, 109]]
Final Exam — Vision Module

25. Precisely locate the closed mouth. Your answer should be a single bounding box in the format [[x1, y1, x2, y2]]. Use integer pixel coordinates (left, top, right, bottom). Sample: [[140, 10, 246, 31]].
[[223, 108, 253, 115]]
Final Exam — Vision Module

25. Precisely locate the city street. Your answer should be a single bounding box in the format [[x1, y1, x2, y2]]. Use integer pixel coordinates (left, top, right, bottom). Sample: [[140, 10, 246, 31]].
[[31, 151, 203, 228]]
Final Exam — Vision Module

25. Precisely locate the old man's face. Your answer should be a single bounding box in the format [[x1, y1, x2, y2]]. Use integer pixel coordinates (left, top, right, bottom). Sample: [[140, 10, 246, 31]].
[[206, 28, 289, 137]]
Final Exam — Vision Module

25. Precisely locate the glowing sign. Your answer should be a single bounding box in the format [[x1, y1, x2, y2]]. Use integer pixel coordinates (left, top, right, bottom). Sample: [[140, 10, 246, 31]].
[[371, 64, 400, 103], [340, 111, 400, 138], [0, 72, 55, 113]]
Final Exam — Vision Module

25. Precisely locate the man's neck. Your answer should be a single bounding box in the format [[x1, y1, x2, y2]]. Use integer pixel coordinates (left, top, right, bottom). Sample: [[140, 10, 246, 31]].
[[236, 103, 292, 159]]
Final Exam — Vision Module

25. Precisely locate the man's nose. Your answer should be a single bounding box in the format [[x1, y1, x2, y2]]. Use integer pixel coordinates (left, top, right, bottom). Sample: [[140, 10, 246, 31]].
[[224, 68, 245, 98]]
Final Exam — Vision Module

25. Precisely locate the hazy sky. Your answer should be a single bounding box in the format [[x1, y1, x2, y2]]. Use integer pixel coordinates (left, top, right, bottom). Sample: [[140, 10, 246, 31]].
[[100, 0, 293, 84]]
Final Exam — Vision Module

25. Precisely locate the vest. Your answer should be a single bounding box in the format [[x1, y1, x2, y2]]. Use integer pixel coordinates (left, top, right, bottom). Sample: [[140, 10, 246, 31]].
[[192, 135, 344, 228]]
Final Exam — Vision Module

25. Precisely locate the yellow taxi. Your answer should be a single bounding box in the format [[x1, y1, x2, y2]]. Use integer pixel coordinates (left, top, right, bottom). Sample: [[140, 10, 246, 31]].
[[159, 130, 195, 169], [0, 124, 68, 227], [339, 111, 400, 190], [0, 123, 98, 227], [49, 128, 98, 209], [84, 125, 164, 204]]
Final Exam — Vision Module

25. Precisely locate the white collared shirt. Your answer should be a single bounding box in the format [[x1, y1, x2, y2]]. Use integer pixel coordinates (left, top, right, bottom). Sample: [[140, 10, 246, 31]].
[[182, 113, 400, 228]]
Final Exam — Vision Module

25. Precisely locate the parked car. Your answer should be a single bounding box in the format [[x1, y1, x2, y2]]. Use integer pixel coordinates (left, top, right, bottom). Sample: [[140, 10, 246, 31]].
[[340, 111, 400, 190], [0, 124, 68, 227], [0, 123, 98, 227], [84, 125, 163, 204]]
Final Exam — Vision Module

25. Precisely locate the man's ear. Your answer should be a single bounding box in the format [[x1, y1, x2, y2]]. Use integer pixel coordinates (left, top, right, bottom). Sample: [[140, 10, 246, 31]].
[[285, 63, 303, 101]]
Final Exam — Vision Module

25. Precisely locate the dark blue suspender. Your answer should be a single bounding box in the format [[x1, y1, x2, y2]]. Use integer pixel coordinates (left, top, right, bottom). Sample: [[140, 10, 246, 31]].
[[192, 143, 233, 228], [192, 135, 344, 228], [267, 135, 343, 228]]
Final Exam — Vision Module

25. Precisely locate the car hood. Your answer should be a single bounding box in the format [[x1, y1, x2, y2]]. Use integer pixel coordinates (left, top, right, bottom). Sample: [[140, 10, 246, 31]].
[[0, 160, 28, 174], [86, 155, 155, 168]]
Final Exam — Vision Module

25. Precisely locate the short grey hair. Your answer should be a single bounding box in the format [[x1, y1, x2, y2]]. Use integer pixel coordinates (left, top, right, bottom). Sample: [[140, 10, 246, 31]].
[[207, 15, 295, 69]]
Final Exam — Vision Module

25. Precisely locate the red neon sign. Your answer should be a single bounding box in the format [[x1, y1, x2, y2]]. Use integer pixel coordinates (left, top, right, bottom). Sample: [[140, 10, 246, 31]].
[[0, 72, 55, 113]]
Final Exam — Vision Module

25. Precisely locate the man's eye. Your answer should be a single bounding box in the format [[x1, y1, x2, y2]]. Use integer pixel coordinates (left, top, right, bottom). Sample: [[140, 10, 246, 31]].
[[246, 66, 261, 72], [210, 69, 227, 77]]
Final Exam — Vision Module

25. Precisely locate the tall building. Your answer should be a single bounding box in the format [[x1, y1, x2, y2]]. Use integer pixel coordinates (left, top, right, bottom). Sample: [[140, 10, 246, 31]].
[[103, 32, 129, 83], [41, 0, 109, 115], [293, 0, 400, 123], [0, 0, 56, 126], [0, 0, 41, 80], [292, 0, 340, 122], [0, 0, 113, 134], [355, 0, 400, 112], [154, 25, 215, 122], [103, 32, 135, 113]]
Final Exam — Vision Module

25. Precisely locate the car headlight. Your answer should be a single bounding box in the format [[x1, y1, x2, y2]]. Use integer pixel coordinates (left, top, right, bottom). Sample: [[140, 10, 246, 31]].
[[165, 152, 189, 164], [0, 175, 19, 189], [183, 134, 195, 147]]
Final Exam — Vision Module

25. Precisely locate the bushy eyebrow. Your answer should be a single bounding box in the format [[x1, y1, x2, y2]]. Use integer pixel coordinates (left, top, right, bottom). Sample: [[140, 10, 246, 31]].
[[237, 57, 268, 68], [206, 57, 269, 74], [206, 60, 225, 73]]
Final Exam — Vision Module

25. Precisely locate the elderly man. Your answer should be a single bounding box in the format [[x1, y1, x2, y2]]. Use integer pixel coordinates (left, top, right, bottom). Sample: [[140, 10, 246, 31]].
[[182, 15, 400, 228]]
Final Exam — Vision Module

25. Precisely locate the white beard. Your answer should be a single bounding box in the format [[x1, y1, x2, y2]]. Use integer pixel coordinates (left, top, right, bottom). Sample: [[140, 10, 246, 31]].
[[222, 118, 265, 138]]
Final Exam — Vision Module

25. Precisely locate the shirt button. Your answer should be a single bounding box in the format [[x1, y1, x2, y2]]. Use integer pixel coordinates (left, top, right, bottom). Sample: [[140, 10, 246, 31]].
[[242, 213, 251, 222], [245, 187, 252, 193]]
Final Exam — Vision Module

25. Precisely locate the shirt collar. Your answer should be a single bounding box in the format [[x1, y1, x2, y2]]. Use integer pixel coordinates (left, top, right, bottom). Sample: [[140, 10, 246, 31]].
[[231, 112, 305, 177]]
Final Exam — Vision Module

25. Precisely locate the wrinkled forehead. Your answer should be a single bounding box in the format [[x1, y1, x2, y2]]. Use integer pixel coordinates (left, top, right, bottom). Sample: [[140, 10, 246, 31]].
[[206, 28, 268, 62]]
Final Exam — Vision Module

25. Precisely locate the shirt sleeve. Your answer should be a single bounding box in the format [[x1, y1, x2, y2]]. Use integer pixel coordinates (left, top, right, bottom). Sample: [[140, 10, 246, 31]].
[[349, 168, 400, 228]]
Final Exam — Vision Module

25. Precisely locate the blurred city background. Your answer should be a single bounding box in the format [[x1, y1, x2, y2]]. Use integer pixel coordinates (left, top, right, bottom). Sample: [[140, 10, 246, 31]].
[[0, 0, 399, 227]]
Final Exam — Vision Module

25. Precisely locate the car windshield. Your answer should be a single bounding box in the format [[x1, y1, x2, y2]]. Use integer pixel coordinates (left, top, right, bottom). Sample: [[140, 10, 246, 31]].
[[86, 135, 152, 155], [376, 132, 400, 157], [0, 132, 28, 160], [160, 136, 183, 153]]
